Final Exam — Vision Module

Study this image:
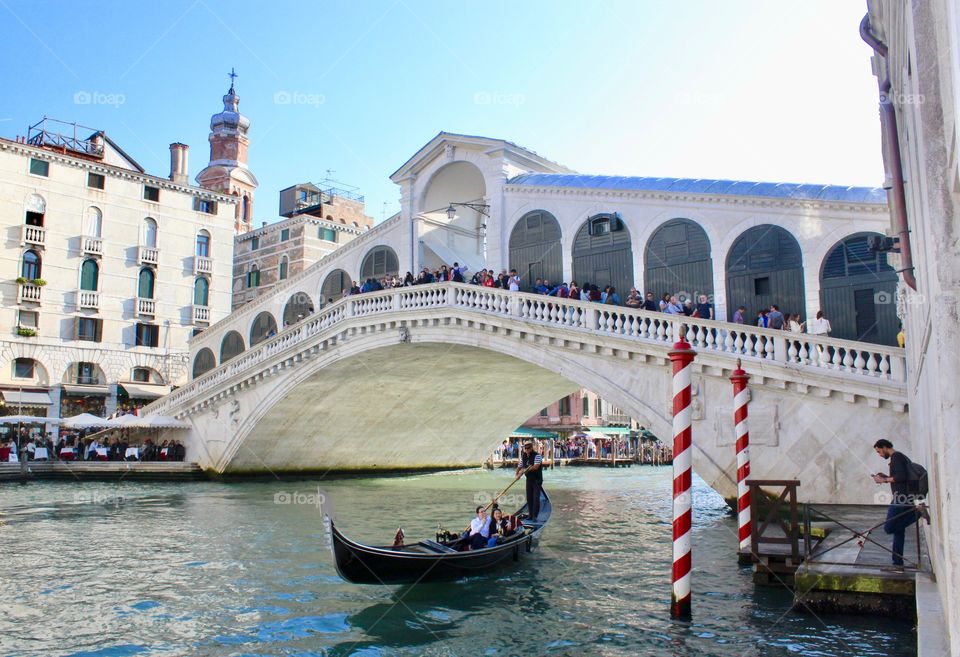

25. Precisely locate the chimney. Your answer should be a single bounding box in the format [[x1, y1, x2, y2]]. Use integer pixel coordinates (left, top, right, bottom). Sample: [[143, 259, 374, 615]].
[[169, 143, 189, 184]]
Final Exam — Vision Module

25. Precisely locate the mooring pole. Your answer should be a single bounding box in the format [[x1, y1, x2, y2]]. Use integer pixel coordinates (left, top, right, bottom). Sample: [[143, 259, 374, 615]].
[[669, 337, 696, 620], [730, 359, 751, 556]]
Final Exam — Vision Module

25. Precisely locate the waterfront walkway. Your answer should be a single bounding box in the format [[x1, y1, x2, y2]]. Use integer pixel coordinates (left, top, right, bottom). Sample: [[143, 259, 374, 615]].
[[0, 461, 205, 482]]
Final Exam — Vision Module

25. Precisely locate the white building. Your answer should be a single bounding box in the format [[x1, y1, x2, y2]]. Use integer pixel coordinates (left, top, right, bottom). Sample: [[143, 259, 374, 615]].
[[0, 113, 237, 424]]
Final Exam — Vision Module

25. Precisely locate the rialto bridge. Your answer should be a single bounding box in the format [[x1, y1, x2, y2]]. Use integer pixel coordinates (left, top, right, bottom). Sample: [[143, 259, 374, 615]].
[[146, 283, 908, 505], [142, 131, 909, 504]]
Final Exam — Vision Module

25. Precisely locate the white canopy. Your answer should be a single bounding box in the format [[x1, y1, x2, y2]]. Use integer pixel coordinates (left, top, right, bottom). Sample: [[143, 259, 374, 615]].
[[106, 414, 190, 429], [61, 413, 112, 429], [0, 415, 61, 425]]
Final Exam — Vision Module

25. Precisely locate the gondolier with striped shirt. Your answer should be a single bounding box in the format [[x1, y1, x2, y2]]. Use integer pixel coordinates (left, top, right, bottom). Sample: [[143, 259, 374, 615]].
[[516, 441, 544, 520]]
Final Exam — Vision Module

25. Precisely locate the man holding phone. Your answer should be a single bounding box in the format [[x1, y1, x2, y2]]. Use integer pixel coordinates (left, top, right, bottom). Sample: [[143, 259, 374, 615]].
[[871, 439, 928, 568]]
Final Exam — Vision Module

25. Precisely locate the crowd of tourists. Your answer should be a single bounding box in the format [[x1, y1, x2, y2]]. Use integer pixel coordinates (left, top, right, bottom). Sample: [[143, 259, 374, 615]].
[[0, 430, 185, 463]]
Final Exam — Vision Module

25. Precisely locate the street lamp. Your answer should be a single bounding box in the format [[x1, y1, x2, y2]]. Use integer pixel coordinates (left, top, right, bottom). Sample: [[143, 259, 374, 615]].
[[445, 202, 490, 220]]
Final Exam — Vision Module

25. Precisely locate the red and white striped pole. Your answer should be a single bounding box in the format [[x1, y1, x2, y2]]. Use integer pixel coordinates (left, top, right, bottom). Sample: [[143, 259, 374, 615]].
[[669, 338, 696, 620], [730, 360, 751, 555]]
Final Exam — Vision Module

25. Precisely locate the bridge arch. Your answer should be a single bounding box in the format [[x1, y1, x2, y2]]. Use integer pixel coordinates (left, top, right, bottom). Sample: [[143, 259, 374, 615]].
[[220, 330, 245, 363], [360, 245, 399, 280], [419, 160, 487, 228], [283, 291, 315, 327], [819, 232, 898, 345], [192, 348, 216, 378], [644, 218, 714, 304], [320, 269, 352, 305], [725, 224, 805, 322], [508, 210, 563, 290], [571, 213, 634, 296], [249, 311, 278, 346]]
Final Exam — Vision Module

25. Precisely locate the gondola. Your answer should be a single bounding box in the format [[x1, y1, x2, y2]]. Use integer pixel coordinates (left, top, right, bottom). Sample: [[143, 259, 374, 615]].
[[330, 489, 551, 584]]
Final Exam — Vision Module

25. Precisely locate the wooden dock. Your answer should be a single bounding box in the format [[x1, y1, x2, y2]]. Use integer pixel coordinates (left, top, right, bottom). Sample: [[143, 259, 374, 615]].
[[0, 461, 206, 482], [744, 480, 928, 618]]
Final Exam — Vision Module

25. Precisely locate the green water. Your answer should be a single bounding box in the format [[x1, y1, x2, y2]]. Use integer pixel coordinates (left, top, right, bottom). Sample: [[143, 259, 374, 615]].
[[0, 467, 915, 656]]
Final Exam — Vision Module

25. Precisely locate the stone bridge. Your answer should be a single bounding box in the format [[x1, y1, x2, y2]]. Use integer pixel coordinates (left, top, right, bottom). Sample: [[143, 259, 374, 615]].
[[146, 283, 909, 504]]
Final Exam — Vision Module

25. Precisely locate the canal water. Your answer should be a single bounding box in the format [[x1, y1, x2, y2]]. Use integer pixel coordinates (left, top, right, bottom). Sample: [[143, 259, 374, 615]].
[[1, 467, 915, 656]]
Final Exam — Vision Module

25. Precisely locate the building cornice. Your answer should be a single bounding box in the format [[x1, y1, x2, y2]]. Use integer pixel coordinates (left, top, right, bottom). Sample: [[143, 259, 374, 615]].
[[502, 183, 890, 215], [1, 139, 238, 203]]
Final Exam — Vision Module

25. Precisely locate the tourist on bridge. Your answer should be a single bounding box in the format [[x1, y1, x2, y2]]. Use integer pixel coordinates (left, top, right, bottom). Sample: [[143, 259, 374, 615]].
[[807, 310, 832, 336], [516, 441, 544, 520], [663, 295, 683, 314], [732, 305, 746, 324], [507, 270, 521, 291], [696, 294, 714, 320], [767, 305, 785, 330], [871, 439, 929, 568], [642, 292, 658, 311], [624, 288, 642, 309]]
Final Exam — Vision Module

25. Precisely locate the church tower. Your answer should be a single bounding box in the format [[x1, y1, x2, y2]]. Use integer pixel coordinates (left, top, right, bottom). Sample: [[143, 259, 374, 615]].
[[196, 70, 258, 234]]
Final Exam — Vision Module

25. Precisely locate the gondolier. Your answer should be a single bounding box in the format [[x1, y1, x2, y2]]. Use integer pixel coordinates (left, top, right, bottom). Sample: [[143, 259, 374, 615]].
[[516, 441, 544, 520]]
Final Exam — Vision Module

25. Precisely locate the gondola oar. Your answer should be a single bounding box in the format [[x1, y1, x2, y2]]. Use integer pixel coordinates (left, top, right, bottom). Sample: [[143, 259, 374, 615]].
[[484, 466, 528, 513]]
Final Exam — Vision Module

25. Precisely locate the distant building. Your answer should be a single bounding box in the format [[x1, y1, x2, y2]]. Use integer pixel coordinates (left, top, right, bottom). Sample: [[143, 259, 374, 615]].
[[232, 182, 373, 309], [0, 107, 237, 423], [523, 389, 641, 439]]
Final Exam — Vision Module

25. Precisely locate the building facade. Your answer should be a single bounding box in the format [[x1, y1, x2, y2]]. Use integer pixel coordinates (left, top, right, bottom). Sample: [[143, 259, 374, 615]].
[[232, 182, 373, 309], [864, 1, 960, 652], [523, 389, 638, 437], [0, 105, 238, 424]]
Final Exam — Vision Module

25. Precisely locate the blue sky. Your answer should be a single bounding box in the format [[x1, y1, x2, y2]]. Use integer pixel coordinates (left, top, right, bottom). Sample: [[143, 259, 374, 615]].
[[0, 0, 882, 225]]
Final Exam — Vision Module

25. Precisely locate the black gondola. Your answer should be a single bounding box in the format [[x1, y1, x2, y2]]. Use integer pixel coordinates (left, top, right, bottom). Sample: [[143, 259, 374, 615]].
[[330, 489, 551, 584]]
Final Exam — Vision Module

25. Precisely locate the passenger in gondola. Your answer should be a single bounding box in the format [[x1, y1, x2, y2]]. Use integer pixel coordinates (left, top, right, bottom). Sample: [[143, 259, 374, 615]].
[[467, 505, 491, 550], [486, 507, 514, 547]]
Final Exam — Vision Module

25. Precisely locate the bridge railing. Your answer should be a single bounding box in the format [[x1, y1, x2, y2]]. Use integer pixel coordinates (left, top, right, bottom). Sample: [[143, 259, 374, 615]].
[[150, 283, 905, 417]]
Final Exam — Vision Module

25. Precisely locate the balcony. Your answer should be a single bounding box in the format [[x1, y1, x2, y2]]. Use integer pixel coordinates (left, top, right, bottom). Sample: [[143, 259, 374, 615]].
[[81, 235, 103, 257], [22, 224, 45, 247], [18, 282, 42, 304], [192, 304, 210, 324], [193, 255, 213, 275], [136, 297, 156, 317], [77, 289, 99, 310], [138, 245, 160, 266]]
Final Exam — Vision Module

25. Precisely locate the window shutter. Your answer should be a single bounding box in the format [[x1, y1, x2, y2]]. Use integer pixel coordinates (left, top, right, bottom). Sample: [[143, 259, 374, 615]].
[[95, 318, 103, 342]]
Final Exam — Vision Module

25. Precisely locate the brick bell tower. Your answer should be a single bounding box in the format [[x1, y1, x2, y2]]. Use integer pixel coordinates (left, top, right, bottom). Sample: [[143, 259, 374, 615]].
[[196, 69, 258, 234]]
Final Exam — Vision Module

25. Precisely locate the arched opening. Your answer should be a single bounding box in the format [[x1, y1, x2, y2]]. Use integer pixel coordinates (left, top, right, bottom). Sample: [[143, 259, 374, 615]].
[[25, 194, 45, 226], [142, 217, 158, 248], [242, 195, 250, 223], [726, 224, 805, 322], [283, 292, 314, 327], [220, 330, 245, 363], [130, 367, 163, 384], [819, 233, 899, 345], [85, 207, 102, 237], [79, 259, 99, 291], [644, 218, 714, 304], [12, 357, 49, 384], [21, 250, 41, 280], [138, 268, 155, 299], [196, 230, 211, 257], [572, 214, 633, 296], [360, 246, 399, 280], [194, 277, 210, 306], [279, 256, 289, 281], [192, 348, 216, 378], [249, 311, 278, 346], [320, 269, 351, 305], [419, 161, 487, 267], [509, 210, 563, 290]]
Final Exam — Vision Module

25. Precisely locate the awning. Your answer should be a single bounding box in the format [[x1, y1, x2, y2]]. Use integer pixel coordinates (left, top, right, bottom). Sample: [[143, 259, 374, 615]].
[[119, 383, 171, 400], [61, 384, 110, 397], [0, 390, 52, 406], [584, 426, 632, 436], [510, 426, 559, 439]]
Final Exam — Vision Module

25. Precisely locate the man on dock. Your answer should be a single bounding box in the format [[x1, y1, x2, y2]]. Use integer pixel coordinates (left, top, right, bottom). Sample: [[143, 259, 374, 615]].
[[516, 441, 543, 520], [871, 439, 928, 568]]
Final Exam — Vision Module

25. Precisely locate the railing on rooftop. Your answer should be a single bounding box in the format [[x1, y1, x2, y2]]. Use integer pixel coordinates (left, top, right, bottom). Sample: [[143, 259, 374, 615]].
[[27, 117, 104, 157]]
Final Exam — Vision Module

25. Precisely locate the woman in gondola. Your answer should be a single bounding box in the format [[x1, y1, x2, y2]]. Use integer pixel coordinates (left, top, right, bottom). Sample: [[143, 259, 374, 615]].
[[486, 507, 515, 547]]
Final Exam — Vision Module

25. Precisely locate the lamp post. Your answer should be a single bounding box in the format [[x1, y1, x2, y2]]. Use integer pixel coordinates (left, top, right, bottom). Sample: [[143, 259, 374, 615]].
[[446, 202, 491, 263]]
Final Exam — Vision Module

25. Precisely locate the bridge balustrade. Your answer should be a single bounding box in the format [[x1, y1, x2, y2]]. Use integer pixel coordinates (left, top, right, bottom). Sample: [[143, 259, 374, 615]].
[[149, 283, 906, 417]]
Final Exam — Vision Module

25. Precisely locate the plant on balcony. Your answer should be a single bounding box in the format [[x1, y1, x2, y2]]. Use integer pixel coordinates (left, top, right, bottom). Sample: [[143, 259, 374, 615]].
[[15, 276, 28, 285], [31, 278, 47, 286], [17, 327, 37, 337]]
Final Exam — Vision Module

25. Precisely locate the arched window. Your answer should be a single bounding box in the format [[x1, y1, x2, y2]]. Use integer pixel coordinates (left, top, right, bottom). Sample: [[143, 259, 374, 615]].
[[249, 312, 278, 346], [246, 264, 260, 288], [279, 256, 289, 281], [725, 224, 804, 322], [85, 207, 102, 237], [192, 348, 216, 378], [196, 230, 211, 257], [242, 195, 250, 222], [142, 217, 158, 248], [80, 259, 99, 291], [25, 194, 45, 227], [22, 250, 41, 280], [220, 331, 245, 363], [360, 246, 399, 279], [644, 218, 714, 304], [193, 277, 209, 306], [320, 269, 351, 304], [283, 292, 314, 326], [509, 210, 563, 290], [571, 213, 633, 297], [138, 268, 155, 299]]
